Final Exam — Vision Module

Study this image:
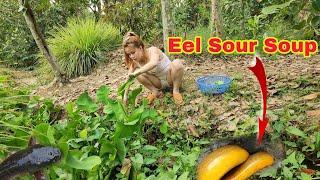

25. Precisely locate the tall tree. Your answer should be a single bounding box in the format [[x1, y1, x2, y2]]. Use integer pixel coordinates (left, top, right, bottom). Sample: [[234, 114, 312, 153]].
[[88, 0, 102, 21], [161, 0, 173, 53], [211, 0, 224, 38], [241, 0, 246, 39], [19, 0, 68, 83]]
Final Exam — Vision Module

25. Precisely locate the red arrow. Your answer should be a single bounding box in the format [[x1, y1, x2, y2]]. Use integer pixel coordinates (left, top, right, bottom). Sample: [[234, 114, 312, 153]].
[[248, 56, 269, 145]]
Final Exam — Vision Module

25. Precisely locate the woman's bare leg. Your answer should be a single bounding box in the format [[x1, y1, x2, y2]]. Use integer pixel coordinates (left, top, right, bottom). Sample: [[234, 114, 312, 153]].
[[167, 59, 184, 105], [168, 59, 184, 93], [137, 73, 162, 95]]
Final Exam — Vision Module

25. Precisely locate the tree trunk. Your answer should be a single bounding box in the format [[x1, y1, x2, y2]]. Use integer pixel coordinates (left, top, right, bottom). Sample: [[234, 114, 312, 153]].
[[20, 0, 68, 83], [211, 0, 224, 38], [161, 0, 173, 53], [94, 0, 102, 21], [241, 0, 246, 39]]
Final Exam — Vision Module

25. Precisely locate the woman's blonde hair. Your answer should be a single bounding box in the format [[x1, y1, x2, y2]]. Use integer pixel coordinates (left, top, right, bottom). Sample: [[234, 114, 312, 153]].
[[122, 32, 147, 68]]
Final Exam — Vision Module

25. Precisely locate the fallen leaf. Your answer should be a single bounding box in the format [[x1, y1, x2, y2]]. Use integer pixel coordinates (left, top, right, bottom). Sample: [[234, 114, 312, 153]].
[[218, 112, 232, 121], [300, 168, 316, 175], [306, 109, 320, 116], [302, 93, 320, 100], [228, 101, 240, 108], [226, 121, 237, 131], [268, 89, 278, 96], [190, 97, 202, 105], [213, 103, 226, 116], [240, 100, 250, 110], [187, 124, 199, 137], [120, 158, 131, 177]]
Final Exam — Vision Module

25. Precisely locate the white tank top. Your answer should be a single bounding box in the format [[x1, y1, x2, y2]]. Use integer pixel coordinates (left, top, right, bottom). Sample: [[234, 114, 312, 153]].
[[148, 48, 171, 77]]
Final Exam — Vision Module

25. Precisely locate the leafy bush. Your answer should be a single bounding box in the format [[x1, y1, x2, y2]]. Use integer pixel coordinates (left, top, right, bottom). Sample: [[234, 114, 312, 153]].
[[0, 80, 202, 179], [0, 1, 77, 68], [0, 1, 38, 68], [0, 69, 31, 115], [172, 0, 210, 34], [102, 0, 162, 42], [183, 26, 212, 52], [47, 18, 121, 78]]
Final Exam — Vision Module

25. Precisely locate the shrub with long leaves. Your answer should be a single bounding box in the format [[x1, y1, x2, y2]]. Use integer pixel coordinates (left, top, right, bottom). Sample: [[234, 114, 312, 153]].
[[48, 18, 121, 78]]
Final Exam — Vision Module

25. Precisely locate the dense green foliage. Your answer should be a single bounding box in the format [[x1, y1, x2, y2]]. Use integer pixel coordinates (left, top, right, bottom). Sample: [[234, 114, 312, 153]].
[[1, 74, 319, 179], [47, 18, 121, 78], [0, 78, 202, 179], [102, 0, 162, 42], [0, 69, 31, 115], [0, 1, 79, 68], [0, 1, 37, 68]]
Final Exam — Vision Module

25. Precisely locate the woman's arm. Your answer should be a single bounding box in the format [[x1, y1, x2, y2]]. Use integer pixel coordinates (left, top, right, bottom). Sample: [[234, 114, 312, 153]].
[[128, 62, 137, 74], [132, 47, 160, 77]]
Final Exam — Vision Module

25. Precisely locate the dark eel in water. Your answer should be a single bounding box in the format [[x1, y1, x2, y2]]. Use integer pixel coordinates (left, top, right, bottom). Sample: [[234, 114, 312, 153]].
[[0, 144, 61, 179]]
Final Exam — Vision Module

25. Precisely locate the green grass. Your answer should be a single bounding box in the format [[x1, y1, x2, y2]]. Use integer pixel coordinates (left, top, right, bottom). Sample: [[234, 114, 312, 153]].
[[46, 17, 121, 78]]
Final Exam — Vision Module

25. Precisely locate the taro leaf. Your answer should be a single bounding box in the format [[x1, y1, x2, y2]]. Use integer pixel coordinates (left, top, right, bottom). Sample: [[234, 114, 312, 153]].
[[33, 123, 55, 145], [76, 92, 98, 113], [79, 129, 88, 139], [171, 151, 183, 157], [103, 98, 118, 115], [312, 0, 320, 11], [140, 109, 159, 121], [160, 121, 168, 134], [285, 151, 299, 167], [115, 138, 126, 163], [178, 172, 189, 180], [118, 78, 135, 98], [124, 119, 140, 125], [282, 166, 293, 178], [108, 101, 126, 121], [259, 166, 277, 178], [143, 145, 158, 151], [114, 122, 139, 139], [87, 168, 99, 180], [100, 141, 117, 160], [173, 163, 181, 173], [137, 173, 147, 180], [283, 141, 297, 148], [286, 126, 307, 138], [65, 102, 81, 120], [129, 86, 142, 105], [66, 152, 101, 170], [261, 0, 294, 15], [315, 132, 320, 150], [156, 171, 177, 180], [300, 173, 312, 180], [144, 158, 156, 165], [103, 106, 113, 115], [131, 153, 143, 171], [128, 106, 144, 121], [57, 141, 69, 163], [65, 102, 75, 115], [87, 128, 105, 141], [96, 85, 110, 104]]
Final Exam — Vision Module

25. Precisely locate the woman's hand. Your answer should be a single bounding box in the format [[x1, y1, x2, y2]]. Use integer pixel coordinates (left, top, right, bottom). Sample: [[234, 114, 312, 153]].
[[128, 70, 140, 79], [128, 72, 136, 79]]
